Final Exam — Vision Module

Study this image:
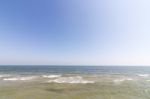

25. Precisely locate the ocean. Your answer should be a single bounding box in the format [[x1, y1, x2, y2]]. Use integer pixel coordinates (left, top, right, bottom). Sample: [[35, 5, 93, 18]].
[[0, 66, 150, 99]]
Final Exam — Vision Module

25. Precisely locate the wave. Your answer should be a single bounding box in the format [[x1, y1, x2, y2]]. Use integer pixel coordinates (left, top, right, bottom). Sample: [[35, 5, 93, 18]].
[[137, 74, 149, 77], [42, 74, 61, 78], [3, 76, 36, 81], [113, 78, 133, 84], [47, 76, 95, 84], [0, 74, 10, 78]]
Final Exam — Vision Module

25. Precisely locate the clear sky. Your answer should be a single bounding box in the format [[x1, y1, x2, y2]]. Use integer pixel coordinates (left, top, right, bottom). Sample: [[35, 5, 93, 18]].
[[0, 0, 150, 65]]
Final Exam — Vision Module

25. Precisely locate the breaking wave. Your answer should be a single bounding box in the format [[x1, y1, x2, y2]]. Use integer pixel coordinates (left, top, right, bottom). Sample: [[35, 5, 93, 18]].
[[42, 74, 61, 78], [47, 76, 95, 84], [113, 78, 133, 84], [137, 74, 149, 77], [0, 74, 10, 78], [3, 76, 36, 81]]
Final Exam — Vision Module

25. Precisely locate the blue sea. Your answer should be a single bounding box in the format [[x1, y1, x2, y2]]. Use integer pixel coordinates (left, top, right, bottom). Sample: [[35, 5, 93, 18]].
[[0, 65, 150, 74], [0, 66, 150, 99]]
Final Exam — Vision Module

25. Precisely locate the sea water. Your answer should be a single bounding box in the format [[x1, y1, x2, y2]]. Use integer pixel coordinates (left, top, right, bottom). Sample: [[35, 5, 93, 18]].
[[0, 66, 150, 99]]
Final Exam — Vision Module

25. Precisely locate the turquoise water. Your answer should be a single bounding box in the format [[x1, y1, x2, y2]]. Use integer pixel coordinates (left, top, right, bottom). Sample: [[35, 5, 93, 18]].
[[0, 66, 150, 99]]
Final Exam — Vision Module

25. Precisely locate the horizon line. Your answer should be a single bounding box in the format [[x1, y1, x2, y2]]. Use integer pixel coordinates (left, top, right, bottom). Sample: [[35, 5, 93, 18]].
[[0, 65, 150, 67]]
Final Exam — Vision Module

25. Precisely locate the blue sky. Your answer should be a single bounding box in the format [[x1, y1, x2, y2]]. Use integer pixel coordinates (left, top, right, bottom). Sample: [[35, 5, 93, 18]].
[[0, 0, 150, 65]]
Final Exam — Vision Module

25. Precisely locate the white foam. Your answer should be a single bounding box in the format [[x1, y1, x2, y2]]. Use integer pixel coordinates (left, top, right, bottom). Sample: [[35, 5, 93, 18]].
[[42, 74, 61, 78], [47, 76, 95, 84], [138, 74, 149, 77], [0, 74, 10, 78], [3, 76, 35, 81], [113, 78, 133, 83]]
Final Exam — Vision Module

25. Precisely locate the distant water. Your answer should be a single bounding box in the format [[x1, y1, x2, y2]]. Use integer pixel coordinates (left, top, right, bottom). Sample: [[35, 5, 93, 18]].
[[0, 65, 150, 74], [0, 66, 150, 99]]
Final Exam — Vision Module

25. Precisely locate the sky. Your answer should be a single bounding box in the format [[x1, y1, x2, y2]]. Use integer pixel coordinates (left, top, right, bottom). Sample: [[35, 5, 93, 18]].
[[0, 0, 150, 65]]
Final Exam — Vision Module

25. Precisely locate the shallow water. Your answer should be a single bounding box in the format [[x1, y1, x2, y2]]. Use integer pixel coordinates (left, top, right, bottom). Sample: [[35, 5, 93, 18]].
[[0, 66, 150, 99]]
